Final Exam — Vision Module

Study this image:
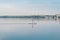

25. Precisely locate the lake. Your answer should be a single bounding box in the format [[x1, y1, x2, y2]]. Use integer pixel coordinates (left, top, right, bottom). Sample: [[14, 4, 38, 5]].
[[0, 18, 60, 40]]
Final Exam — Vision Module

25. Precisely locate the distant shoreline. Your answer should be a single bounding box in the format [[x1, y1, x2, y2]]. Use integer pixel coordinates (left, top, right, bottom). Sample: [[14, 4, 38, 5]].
[[0, 14, 60, 19]]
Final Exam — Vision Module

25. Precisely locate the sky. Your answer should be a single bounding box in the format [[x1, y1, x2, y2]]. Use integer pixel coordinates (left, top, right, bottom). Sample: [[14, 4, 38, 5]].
[[0, 0, 60, 16]]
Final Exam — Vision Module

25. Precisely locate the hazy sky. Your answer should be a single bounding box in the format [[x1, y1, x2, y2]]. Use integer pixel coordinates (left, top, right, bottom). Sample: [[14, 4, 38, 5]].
[[0, 0, 60, 15]]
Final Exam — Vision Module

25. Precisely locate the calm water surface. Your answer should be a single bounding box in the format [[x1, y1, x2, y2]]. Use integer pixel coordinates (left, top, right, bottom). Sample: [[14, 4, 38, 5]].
[[0, 18, 60, 40]]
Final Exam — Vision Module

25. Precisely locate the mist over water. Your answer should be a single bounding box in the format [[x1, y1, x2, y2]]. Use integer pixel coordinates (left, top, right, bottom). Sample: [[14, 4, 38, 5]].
[[0, 18, 60, 40]]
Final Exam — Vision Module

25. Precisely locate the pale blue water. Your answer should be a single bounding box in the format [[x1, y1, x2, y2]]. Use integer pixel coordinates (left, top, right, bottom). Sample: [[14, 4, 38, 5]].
[[0, 18, 60, 40]]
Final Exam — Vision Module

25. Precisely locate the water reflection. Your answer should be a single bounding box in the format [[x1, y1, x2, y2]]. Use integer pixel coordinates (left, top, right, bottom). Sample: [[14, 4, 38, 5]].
[[0, 18, 60, 40]]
